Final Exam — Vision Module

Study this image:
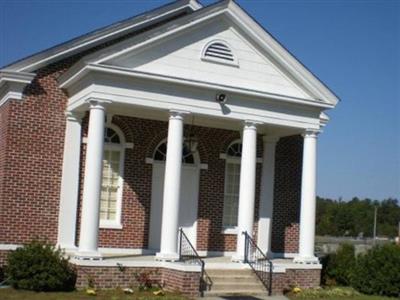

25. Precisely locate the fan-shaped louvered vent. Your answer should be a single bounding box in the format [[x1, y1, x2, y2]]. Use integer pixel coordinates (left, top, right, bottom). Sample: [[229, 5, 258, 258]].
[[202, 41, 237, 66]]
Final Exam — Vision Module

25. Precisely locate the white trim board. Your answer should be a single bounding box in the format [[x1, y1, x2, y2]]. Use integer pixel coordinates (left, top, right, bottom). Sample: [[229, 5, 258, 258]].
[[0, 244, 21, 250]]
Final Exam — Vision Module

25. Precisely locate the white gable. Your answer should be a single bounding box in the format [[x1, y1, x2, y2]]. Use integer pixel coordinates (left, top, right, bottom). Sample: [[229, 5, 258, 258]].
[[105, 18, 312, 101]]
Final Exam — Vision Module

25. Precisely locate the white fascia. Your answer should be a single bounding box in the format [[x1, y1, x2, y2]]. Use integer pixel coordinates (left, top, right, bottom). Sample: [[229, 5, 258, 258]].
[[188, 0, 203, 10], [0, 70, 35, 107]]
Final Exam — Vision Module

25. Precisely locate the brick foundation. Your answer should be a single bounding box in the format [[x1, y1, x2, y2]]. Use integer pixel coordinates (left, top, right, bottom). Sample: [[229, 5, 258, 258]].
[[0, 248, 320, 296], [271, 268, 321, 294], [74, 265, 200, 298]]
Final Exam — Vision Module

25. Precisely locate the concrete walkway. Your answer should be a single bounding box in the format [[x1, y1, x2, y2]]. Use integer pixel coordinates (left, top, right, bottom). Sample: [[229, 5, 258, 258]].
[[198, 295, 289, 300]]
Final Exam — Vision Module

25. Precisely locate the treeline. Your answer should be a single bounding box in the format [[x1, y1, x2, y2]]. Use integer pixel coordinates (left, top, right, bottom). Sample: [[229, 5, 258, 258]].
[[316, 197, 400, 238]]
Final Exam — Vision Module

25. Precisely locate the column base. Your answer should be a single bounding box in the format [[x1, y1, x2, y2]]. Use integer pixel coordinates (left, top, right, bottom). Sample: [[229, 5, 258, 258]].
[[155, 252, 179, 262], [293, 255, 319, 264], [231, 254, 245, 263], [57, 244, 78, 253], [74, 250, 103, 260]]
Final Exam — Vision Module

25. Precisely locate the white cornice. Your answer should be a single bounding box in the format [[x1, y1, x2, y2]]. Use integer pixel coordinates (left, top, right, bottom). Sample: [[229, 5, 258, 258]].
[[0, 70, 36, 85], [319, 112, 330, 127], [0, 71, 35, 107], [59, 63, 334, 110]]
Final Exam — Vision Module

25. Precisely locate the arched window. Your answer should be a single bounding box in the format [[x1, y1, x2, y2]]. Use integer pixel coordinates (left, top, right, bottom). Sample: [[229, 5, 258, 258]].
[[223, 141, 242, 229], [100, 126, 125, 228], [153, 141, 195, 164], [104, 127, 121, 144], [201, 40, 238, 66], [226, 142, 242, 157]]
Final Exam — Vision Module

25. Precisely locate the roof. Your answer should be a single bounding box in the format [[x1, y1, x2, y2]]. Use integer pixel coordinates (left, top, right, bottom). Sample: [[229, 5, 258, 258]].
[[59, 0, 339, 106], [1, 0, 339, 107], [1, 0, 202, 72]]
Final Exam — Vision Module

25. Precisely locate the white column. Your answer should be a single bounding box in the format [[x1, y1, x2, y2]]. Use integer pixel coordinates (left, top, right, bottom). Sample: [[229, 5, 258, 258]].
[[294, 129, 319, 264], [257, 136, 279, 257], [233, 121, 258, 262], [156, 110, 185, 261], [76, 100, 107, 259], [57, 111, 83, 251]]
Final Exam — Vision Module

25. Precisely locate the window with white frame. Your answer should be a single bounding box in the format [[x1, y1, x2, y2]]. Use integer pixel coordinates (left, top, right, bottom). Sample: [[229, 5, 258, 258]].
[[100, 127, 124, 228], [153, 140, 195, 164], [222, 141, 242, 228]]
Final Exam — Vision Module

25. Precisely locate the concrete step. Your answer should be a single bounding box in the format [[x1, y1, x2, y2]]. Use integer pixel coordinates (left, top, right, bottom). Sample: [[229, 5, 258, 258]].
[[205, 269, 254, 276], [211, 276, 260, 284], [204, 290, 267, 297], [210, 282, 265, 292], [205, 268, 267, 297]]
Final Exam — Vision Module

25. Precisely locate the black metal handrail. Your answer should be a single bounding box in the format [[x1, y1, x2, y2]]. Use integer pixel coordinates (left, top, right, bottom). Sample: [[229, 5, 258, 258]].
[[243, 231, 273, 295], [178, 228, 212, 297]]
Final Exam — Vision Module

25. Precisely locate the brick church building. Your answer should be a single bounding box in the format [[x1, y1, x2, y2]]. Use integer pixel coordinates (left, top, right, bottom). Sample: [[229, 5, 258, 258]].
[[0, 0, 338, 296]]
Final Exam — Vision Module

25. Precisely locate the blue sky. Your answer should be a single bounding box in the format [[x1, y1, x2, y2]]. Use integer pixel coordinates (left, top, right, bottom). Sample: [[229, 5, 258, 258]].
[[1, 0, 399, 200]]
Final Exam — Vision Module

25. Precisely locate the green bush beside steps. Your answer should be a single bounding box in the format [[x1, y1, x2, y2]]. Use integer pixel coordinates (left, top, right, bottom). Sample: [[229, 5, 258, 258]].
[[322, 243, 400, 297]]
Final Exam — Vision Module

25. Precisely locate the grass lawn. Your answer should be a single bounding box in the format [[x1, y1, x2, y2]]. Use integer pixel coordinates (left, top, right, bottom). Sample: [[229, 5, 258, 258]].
[[287, 287, 397, 300], [289, 295, 396, 300], [0, 288, 187, 300]]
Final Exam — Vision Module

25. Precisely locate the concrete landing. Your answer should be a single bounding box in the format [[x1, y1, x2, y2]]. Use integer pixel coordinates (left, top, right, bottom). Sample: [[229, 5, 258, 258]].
[[198, 295, 289, 300]]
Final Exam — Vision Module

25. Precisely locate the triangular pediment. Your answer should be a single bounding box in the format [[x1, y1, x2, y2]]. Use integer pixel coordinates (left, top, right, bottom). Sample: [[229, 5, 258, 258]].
[[61, 0, 338, 106], [104, 17, 311, 101]]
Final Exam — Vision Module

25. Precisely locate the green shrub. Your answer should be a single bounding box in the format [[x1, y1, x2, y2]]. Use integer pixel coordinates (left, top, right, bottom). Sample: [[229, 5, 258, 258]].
[[290, 287, 360, 299], [351, 243, 400, 297], [5, 240, 76, 291], [322, 243, 355, 286]]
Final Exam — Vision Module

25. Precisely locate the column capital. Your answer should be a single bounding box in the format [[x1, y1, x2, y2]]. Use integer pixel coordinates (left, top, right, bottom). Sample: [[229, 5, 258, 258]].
[[303, 129, 321, 139], [243, 120, 262, 130], [65, 111, 84, 123], [262, 135, 280, 144], [85, 99, 112, 110], [169, 109, 190, 120]]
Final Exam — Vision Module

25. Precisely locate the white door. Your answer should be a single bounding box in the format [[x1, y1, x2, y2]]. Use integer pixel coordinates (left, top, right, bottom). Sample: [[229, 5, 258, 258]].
[[149, 163, 200, 251]]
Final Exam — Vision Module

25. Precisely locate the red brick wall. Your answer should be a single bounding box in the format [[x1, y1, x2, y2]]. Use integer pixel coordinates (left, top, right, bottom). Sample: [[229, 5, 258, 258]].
[[271, 136, 303, 254], [271, 269, 321, 294], [76, 115, 264, 251], [74, 265, 201, 297], [0, 64, 70, 244], [0, 10, 189, 245], [0, 102, 11, 237], [1, 87, 303, 252], [0, 39, 302, 254]]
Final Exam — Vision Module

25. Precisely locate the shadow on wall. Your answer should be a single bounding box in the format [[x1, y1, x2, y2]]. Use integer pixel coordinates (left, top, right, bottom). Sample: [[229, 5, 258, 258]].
[[271, 136, 303, 254]]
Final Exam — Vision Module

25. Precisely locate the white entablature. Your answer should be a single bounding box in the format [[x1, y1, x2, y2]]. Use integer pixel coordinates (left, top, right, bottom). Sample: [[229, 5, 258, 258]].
[[57, 1, 338, 134]]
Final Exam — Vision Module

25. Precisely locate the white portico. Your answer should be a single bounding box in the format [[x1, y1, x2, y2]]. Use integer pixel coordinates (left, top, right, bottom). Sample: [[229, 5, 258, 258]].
[[54, 0, 338, 264]]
